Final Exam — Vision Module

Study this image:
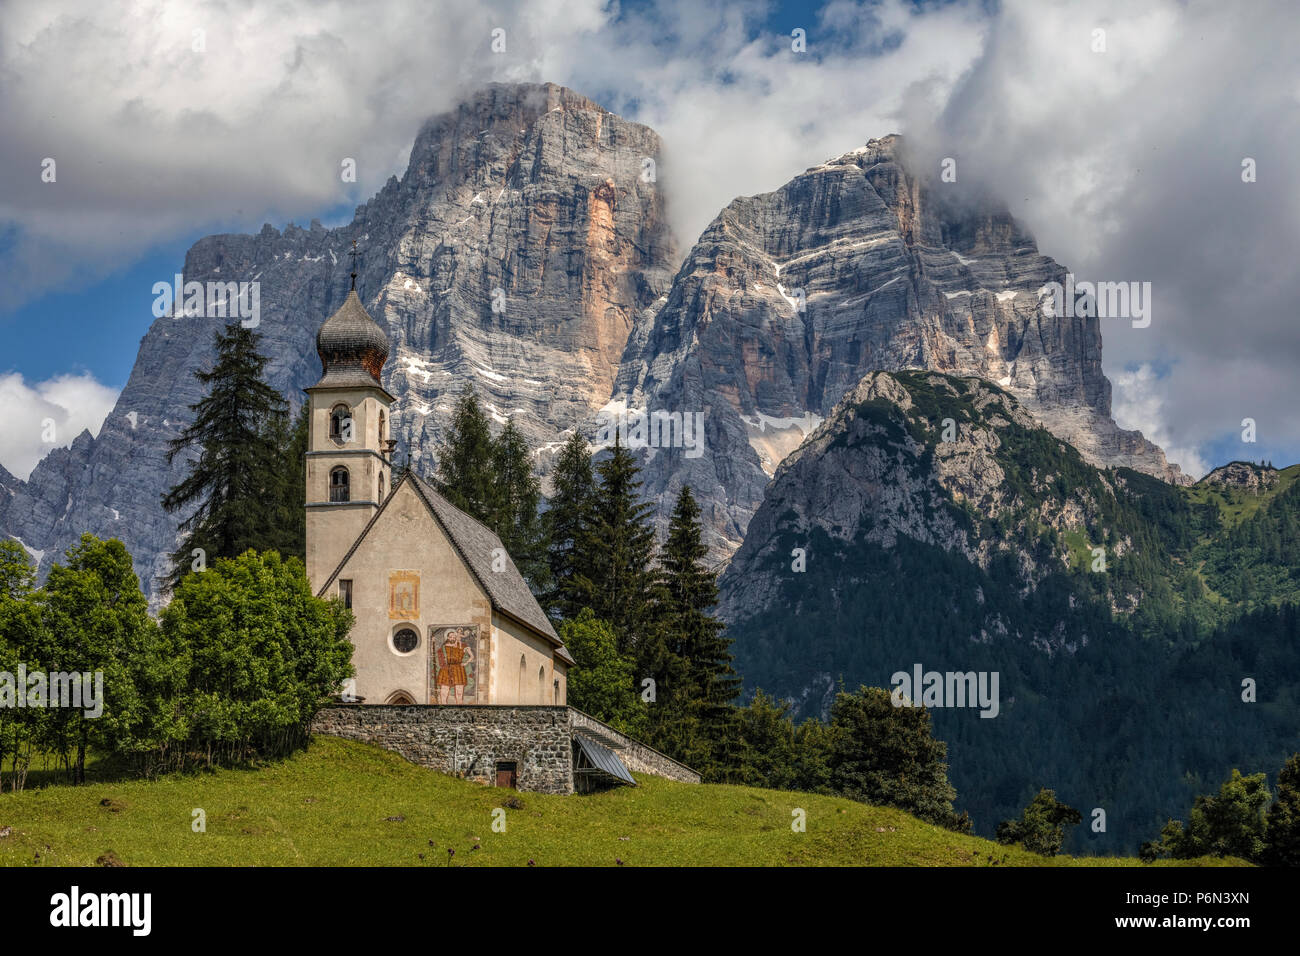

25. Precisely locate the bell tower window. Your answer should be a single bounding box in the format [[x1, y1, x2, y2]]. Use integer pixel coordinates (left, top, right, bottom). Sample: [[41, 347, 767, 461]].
[[329, 466, 350, 502], [329, 404, 353, 444]]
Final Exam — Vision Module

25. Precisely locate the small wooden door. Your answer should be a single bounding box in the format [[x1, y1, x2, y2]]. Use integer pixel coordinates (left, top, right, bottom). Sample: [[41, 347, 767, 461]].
[[495, 761, 518, 789]]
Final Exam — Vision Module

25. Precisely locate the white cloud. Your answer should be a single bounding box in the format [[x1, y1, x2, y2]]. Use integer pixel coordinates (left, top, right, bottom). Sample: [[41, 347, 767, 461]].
[[0, 373, 119, 480], [3, 0, 1297, 472], [1110, 364, 1209, 478], [903, 0, 1300, 470], [0, 0, 985, 309], [536, 0, 988, 248]]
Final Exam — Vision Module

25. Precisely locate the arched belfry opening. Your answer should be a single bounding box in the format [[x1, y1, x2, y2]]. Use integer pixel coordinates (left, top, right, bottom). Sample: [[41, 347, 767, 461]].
[[329, 466, 350, 502]]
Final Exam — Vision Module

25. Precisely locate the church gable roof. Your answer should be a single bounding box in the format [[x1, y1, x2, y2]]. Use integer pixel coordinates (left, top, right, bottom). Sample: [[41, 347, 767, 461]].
[[319, 473, 571, 663]]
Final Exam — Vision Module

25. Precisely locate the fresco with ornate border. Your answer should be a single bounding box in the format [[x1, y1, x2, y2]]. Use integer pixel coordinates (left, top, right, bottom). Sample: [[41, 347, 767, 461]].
[[431, 624, 479, 704], [388, 571, 419, 619]]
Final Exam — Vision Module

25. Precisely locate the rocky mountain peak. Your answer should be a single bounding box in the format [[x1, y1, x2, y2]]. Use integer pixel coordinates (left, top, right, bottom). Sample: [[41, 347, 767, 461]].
[[1, 82, 677, 599], [612, 133, 1185, 559], [3, 88, 1193, 601]]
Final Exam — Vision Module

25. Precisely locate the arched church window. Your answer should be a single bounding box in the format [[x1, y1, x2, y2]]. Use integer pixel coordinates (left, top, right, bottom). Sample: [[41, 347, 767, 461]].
[[379, 409, 387, 441], [329, 466, 350, 502], [378, 473, 386, 501], [519, 655, 527, 699], [538, 666, 546, 704], [329, 404, 353, 444], [386, 690, 415, 705], [392, 627, 418, 654], [553, 678, 560, 705]]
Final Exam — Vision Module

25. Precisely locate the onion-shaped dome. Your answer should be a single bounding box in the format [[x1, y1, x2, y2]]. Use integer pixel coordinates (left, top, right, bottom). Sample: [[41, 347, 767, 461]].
[[313, 290, 389, 388]]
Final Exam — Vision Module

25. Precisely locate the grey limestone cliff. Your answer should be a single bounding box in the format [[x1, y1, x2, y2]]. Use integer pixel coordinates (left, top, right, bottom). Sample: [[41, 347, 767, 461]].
[[1, 82, 676, 597], [611, 135, 1185, 560]]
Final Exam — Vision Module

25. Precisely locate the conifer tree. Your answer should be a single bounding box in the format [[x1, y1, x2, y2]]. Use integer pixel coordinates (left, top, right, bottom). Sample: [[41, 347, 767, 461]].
[[435, 387, 497, 521], [435, 396, 549, 592], [652, 486, 741, 771], [660, 486, 739, 699], [571, 434, 659, 657], [392, 448, 412, 486], [268, 404, 308, 561], [544, 432, 597, 620], [161, 323, 289, 588], [490, 418, 549, 594], [827, 686, 969, 832]]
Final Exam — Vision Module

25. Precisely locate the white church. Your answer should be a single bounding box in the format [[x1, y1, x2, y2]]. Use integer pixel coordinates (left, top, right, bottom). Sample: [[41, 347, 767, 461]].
[[301, 280, 698, 794], [302, 285, 574, 708]]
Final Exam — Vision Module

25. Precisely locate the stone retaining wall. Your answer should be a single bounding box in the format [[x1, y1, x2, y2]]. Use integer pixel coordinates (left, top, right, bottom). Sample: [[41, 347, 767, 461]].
[[311, 704, 701, 791], [311, 704, 574, 794]]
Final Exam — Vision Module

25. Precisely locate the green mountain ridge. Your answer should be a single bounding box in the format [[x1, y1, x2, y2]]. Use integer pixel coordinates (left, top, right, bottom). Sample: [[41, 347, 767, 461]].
[[720, 370, 1300, 854]]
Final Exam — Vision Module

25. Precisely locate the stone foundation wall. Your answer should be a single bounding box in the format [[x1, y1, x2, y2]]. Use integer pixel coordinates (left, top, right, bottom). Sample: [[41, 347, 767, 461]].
[[567, 709, 701, 784], [311, 704, 574, 794], [311, 704, 701, 791]]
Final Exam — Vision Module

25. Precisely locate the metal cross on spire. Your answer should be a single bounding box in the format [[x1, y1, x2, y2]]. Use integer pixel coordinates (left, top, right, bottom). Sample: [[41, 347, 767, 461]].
[[349, 239, 359, 290]]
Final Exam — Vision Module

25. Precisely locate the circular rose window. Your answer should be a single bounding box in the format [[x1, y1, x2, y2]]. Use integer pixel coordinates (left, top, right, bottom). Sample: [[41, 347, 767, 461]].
[[392, 628, 418, 654]]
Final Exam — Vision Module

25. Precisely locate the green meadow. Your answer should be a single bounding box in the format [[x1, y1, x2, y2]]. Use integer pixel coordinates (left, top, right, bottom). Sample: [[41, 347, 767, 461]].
[[0, 736, 1243, 867]]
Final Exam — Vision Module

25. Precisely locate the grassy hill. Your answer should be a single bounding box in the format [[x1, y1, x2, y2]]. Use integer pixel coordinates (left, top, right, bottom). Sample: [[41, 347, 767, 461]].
[[0, 737, 1241, 867]]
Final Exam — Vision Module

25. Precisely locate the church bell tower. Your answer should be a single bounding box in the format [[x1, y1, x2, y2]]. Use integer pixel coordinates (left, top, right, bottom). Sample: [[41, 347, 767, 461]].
[[304, 262, 394, 593]]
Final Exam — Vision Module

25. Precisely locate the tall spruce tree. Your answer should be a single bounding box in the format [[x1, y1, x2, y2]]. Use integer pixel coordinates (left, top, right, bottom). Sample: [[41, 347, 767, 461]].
[[435, 396, 549, 592], [651, 486, 741, 773], [544, 432, 597, 620], [161, 323, 289, 588], [267, 404, 308, 561], [571, 434, 659, 658], [435, 387, 497, 521], [490, 419, 549, 594]]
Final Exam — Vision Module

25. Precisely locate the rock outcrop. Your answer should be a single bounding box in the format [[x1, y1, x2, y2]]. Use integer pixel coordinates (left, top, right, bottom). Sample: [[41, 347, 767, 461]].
[[1199, 461, 1279, 494], [718, 370, 1120, 626], [611, 135, 1186, 559]]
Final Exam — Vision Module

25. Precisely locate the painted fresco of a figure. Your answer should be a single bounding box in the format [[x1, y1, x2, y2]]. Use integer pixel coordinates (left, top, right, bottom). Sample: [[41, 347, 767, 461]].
[[435, 627, 476, 704]]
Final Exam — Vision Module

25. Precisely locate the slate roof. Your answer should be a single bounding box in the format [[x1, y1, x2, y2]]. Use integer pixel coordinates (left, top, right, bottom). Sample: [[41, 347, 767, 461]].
[[319, 472, 573, 665]]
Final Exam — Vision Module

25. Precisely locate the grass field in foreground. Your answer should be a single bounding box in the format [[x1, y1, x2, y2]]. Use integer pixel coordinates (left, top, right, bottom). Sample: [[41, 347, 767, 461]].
[[0, 736, 1245, 867]]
